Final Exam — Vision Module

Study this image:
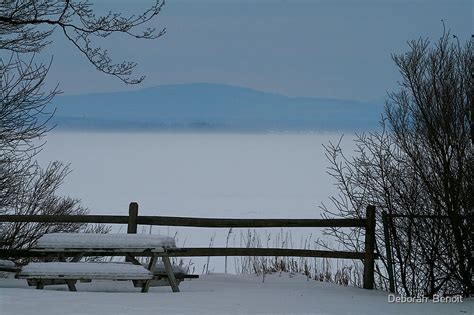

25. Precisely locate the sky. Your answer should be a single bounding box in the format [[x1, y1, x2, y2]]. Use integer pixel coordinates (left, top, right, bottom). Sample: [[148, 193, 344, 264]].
[[42, 0, 471, 102]]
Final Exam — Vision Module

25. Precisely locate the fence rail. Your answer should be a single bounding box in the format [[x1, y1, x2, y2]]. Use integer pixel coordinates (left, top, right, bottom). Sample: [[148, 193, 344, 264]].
[[0, 202, 377, 289], [0, 214, 365, 228], [0, 248, 369, 260]]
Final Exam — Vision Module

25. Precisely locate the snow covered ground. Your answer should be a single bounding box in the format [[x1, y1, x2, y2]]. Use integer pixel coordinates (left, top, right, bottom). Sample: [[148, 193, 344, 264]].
[[1, 273, 471, 314]]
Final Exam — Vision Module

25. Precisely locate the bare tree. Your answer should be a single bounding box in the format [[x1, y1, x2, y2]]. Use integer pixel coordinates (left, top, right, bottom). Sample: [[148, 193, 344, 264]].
[[321, 30, 472, 297], [0, 53, 57, 215], [0, 0, 166, 83], [0, 161, 110, 251], [1, 1, 165, 249]]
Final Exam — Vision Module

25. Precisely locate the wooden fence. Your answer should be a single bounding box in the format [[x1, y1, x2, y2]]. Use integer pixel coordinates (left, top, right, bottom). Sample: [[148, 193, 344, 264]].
[[0, 203, 377, 289]]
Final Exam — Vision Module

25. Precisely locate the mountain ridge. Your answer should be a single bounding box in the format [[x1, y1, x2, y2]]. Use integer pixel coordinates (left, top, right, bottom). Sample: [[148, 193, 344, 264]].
[[50, 83, 383, 132]]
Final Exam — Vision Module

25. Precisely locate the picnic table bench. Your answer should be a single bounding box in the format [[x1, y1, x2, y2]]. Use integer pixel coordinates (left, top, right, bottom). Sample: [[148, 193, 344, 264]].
[[0, 259, 20, 273], [16, 233, 198, 293], [19, 262, 154, 291]]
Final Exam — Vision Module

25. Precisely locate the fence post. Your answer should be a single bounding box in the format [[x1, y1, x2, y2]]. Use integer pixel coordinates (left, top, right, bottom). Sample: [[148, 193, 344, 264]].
[[382, 211, 395, 293], [127, 202, 138, 234], [363, 205, 376, 289], [126, 202, 138, 263]]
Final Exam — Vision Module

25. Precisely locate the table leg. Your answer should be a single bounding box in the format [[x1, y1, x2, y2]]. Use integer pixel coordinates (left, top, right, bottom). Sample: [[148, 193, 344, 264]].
[[162, 255, 180, 293], [36, 279, 44, 290], [66, 280, 77, 292], [141, 254, 158, 293], [125, 253, 142, 266]]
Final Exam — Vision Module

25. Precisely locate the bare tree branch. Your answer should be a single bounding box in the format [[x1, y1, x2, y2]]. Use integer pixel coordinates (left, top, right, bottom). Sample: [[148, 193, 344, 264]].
[[0, 0, 166, 84]]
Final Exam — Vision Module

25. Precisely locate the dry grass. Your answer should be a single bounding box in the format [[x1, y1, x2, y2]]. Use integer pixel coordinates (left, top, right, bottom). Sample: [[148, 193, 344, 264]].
[[231, 229, 363, 286], [114, 226, 363, 287]]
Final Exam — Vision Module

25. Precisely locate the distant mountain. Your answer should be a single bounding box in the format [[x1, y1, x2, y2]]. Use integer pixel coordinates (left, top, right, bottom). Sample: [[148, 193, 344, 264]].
[[49, 83, 383, 132]]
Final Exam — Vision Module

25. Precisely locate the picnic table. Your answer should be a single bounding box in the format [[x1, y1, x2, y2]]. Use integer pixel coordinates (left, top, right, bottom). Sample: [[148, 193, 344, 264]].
[[17, 233, 195, 293]]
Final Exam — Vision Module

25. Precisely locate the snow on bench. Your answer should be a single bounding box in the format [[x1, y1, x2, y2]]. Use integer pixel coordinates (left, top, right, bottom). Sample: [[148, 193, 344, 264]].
[[0, 259, 19, 273], [35, 233, 176, 250], [19, 262, 153, 280], [0, 260, 16, 268]]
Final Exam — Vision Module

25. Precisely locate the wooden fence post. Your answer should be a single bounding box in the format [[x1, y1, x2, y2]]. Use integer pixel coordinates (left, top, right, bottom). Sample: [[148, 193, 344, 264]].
[[126, 202, 138, 263], [127, 202, 138, 234], [382, 211, 395, 293], [363, 205, 376, 289]]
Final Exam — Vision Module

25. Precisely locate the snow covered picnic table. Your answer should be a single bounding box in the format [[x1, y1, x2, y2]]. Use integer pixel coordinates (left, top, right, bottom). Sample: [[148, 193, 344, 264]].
[[17, 233, 195, 293]]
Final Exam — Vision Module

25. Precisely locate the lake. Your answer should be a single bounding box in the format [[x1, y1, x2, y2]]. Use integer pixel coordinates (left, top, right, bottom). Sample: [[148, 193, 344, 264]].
[[37, 131, 357, 273]]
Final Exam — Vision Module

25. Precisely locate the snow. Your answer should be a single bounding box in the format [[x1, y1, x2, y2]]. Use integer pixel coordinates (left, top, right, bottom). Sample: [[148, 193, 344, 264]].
[[19, 262, 153, 280], [1, 273, 471, 314], [0, 260, 16, 278], [39, 132, 345, 218], [0, 260, 15, 268], [35, 233, 176, 249], [19, 261, 186, 279], [149, 262, 186, 274]]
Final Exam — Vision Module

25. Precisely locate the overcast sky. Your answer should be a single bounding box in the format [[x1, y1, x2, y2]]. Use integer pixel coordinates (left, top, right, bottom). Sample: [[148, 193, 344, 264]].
[[43, 0, 471, 101]]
